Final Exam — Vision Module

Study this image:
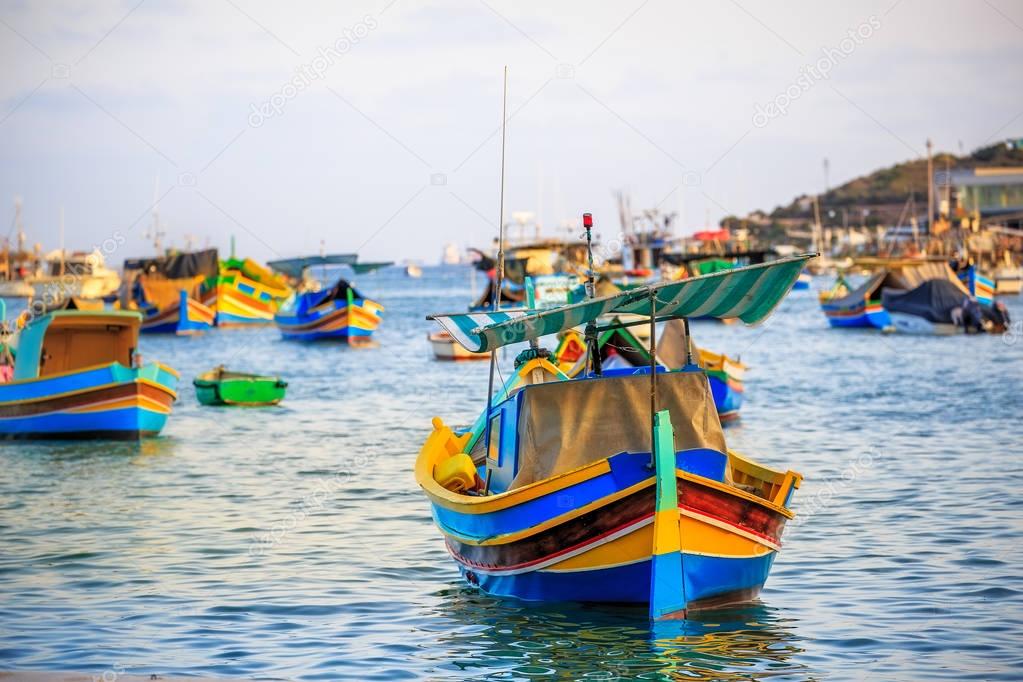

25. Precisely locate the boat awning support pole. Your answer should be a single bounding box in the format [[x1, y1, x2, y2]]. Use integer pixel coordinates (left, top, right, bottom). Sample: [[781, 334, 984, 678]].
[[649, 291, 657, 462], [649, 409, 687, 621], [583, 212, 601, 377], [482, 65, 509, 497]]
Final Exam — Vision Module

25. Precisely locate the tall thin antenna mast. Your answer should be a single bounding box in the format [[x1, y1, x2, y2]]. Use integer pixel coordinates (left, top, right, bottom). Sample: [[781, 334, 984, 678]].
[[59, 207, 65, 276], [493, 65, 509, 312]]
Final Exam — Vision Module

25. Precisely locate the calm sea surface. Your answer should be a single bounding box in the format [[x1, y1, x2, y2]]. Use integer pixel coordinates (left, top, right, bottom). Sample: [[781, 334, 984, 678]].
[[1, 266, 1021, 681]]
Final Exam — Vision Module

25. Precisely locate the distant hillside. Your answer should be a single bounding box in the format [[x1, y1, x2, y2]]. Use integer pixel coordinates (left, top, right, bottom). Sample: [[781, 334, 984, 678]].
[[730, 139, 1023, 234]]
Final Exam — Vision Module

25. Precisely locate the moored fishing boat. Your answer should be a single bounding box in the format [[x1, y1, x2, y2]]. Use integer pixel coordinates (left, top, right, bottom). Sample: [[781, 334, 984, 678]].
[[818, 262, 968, 329], [993, 265, 1022, 295], [137, 289, 215, 334], [698, 347, 746, 423], [818, 273, 892, 328], [124, 249, 218, 335], [202, 257, 291, 327], [193, 366, 287, 406], [274, 278, 383, 343], [429, 330, 491, 361], [792, 271, 812, 290], [0, 309, 178, 439], [417, 236, 812, 616]]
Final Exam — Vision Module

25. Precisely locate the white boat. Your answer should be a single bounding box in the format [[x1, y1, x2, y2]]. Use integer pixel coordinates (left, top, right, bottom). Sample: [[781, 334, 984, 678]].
[[0, 280, 35, 298], [441, 243, 461, 265], [994, 266, 1022, 295], [28, 249, 121, 300], [428, 330, 491, 361], [405, 263, 422, 278]]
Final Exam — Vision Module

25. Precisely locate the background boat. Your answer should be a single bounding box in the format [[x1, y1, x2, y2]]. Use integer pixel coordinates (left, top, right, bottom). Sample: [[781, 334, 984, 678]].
[[428, 330, 491, 361], [202, 256, 291, 327], [274, 277, 383, 343], [124, 249, 218, 335], [193, 366, 287, 406]]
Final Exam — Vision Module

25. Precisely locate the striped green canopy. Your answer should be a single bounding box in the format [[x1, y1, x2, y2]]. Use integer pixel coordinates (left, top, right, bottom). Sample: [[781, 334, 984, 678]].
[[431, 253, 815, 353]]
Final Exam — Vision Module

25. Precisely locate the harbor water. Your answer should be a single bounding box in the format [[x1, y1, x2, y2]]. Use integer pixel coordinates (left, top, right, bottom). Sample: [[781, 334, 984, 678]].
[[1, 266, 1021, 681]]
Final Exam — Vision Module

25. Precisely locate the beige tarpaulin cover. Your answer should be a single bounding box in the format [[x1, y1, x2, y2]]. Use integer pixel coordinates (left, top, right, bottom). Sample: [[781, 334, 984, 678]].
[[655, 318, 694, 370], [510, 370, 726, 489], [139, 275, 205, 309], [898, 262, 969, 294]]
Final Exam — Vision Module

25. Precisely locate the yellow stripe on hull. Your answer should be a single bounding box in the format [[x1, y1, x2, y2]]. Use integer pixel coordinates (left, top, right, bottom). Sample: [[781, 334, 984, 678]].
[[218, 290, 275, 321], [64, 393, 172, 415], [547, 513, 774, 573]]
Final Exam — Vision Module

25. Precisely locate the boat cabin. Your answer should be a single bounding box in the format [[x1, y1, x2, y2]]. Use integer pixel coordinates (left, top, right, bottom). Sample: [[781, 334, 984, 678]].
[[13, 310, 142, 381], [470, 362, 730, 494]]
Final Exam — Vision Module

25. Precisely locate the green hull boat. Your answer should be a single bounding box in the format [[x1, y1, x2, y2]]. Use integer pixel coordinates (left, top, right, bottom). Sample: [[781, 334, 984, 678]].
[[193, 367, 287, 406]]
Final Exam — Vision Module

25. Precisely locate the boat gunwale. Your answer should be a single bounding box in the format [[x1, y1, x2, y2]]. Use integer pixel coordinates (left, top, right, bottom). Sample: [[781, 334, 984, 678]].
[[416, 440, 798, 521], [0, 361, 179, 390]]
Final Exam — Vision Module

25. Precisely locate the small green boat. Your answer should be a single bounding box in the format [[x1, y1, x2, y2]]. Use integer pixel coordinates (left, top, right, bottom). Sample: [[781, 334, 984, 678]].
[[193, 366, 287, 406]]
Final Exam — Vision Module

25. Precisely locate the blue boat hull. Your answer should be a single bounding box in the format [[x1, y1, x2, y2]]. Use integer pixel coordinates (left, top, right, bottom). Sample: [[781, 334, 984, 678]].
[[461, 551, 776, 605], [821, 301, 891, 328], [139, 290, 214, 335], [708, 374, 743, 422], [0, 363, 179, 440], [274, 297, 383, 342]]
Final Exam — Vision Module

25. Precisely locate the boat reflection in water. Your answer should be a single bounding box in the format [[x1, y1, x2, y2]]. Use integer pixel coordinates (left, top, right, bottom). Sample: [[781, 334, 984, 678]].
[[426, 586, 808, 680]]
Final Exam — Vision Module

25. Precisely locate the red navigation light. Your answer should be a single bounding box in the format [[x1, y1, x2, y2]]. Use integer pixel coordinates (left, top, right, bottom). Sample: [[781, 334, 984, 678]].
[[582, 213, 593, 228]]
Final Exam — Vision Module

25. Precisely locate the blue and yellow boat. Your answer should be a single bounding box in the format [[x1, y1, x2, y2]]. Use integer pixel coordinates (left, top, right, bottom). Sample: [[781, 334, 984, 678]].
[[125, 249, 218, 335], [0, 309, 178, 439], [417, 254, 810, 617], [202, 257, 291, 327], [274, 278, 383, 343], [818, 273, 892, 328], [819, 261, 974, 329]]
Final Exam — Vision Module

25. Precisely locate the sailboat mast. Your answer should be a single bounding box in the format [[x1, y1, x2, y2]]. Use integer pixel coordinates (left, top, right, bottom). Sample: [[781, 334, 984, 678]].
[[59, 207, 65, 277], [492, 66, 509, 312]]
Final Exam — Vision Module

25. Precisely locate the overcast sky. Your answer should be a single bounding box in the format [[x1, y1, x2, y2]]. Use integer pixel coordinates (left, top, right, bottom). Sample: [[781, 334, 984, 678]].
[[1, 0, 1022, 264]]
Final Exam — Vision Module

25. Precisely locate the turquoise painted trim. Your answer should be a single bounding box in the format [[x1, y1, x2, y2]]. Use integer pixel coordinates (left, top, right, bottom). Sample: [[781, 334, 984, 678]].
[[0, 363, 178, 404], [12, 314, 51, 381], [650, 410, 686, 620]]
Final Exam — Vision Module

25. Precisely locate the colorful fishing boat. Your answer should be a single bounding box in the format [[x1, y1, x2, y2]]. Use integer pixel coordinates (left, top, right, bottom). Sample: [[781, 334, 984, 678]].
[[553, 318, 746, 422], [274, 278, 383, 343], [818, 273, 891, 328], [792, 271, 812, 290], [136, 288, 215, 334], [124, 249, 218, 335], [193, 366, 287, 406], [818, 261, 969, 329], [417, 249, 811, 617], [0, 309, 178, 439], [698, 347, 746, 423], [202, 257, 291, 327]]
